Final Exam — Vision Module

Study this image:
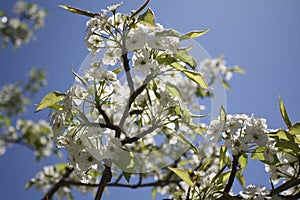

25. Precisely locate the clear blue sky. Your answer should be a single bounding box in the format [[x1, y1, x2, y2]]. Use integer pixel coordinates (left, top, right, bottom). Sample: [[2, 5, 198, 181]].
[[1, 0, 300, 199]]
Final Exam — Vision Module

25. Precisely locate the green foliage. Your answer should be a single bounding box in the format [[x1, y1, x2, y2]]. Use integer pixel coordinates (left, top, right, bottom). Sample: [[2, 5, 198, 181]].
[[35, 91, 65, 113], [137, 8, 156, 27], [279, 96, 292, 128], [169, 167, 194, 187], [179, 30, 209, 41], [58, 5, 98, 18], [289, 122, 300, 135], [176, 47, 198, 70]]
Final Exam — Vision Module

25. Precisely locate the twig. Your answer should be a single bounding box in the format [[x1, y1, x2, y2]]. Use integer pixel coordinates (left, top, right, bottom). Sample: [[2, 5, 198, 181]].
[[271, 178, 300, 196], [62, 179, 180, 189], [121, 52, 135, 94], [118, 73, 153, 131], [41, 167, 74, 200]]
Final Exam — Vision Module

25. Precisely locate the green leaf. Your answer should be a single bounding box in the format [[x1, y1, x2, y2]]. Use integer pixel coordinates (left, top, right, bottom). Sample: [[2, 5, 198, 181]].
[[230, 66, 246, 74], [238, 153, 248, 172], [0, 10, 7, 16], [56, 163, 69, 172], [129, 0, 150, 20], [199, 158, 214, 171], [166, 83, 182, 100], [251, 146, 265, 161], [35, 91, 65, 113], [179, 29, 209, 41], [151, 187, 157, 200], [221, 79, 231, 91], [59, 5, 98, 17], [279, 97, 292, 129], [269, 130, 299, 144], [112, 67, 122, 74], [123, 172, 132, 183], [211, 164, 227, 184], [169, 167, 194, 187], [137, 8, 156, 27], [182, 70, 208, 89], [289, 122, 300, 135], [236, 172, 246, 188], [276, 140, 300, 153], [220, 106, 227, 123], [156, 29, 179, 37], [156, 53, 208, 88], [219, 145, 227, 168], [25, 179, 35, 189], [217, 171, 231, 184], [176, 48, 198, 70], [173, 131, 198, 154]]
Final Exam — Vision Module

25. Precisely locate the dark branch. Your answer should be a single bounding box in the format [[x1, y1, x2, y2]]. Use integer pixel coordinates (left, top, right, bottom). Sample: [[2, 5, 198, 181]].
[[121, 124, 160, 145], [94, 165, 112, 200], [119, 73, 153, 130], [121, 52, 135, 94], [224, 154, 239, 193], [41, 167, 74, 200]]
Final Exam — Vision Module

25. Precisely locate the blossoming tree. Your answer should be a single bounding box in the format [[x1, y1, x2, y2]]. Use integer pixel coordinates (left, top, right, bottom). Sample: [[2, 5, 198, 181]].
[[1, 1, 299, 200]]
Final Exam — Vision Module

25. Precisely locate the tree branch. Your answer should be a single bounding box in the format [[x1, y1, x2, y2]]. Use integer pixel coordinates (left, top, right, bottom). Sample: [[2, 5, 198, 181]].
[[41, 167, 74, 200], [94, 165, 112, 200], [224, 154, 239, 193], [119, 73, 153, 131], [271, 177, 300, 197], [121, 52, 135, 94]]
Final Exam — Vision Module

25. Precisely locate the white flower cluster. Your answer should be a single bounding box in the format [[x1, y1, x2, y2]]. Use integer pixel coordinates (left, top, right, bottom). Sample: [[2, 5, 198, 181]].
[[207, 114, 275, 156], [240, 185, 271, 200], [0, 1, 47, 48], [84, 3, 179, 68], [200, 57, 233, 83], [0, 83, 27, 116], [47, 2, 208, 175]]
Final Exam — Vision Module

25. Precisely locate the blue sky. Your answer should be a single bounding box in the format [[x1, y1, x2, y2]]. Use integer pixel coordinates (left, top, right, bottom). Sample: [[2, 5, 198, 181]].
[[1, 0, 300, 199]]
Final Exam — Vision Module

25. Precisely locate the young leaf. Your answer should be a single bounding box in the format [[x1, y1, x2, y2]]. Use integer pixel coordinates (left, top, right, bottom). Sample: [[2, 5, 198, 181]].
[[238, 153, 248, 172], [279, 97, 292, 128], [168, 167, 194, 187], [289, 122, 300, 135], [156, 29, 179, 37], [219, 145, 227, 168], [151, 187, 157, 200], [130, 0, 150, 20], [166, 83, 182, 100], [230, 66, 246, 74], [220, 106, 227, 123], [221, 79, 231, 91], [137, 8, 156, 27], [123, 172, 132, 183], [174, 132, 198, 154], [236, 172, 246, 188], [179, 29, 209, 41], [59, 5, 98, 17], [35, 91, 65, 113], [251, 146, 265, 161], [182, 70, 208, 89], [176, 48, 197, 70], [112, 67, 122, 74]]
